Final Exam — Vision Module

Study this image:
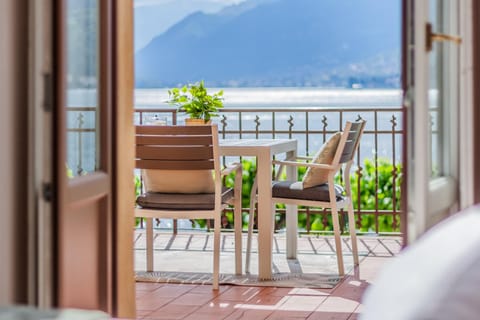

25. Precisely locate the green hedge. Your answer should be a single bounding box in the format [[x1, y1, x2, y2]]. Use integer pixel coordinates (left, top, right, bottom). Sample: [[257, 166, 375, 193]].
[[352, 158, 402, 233], [223, 157, 402, 233], [135, 157, 402, 233]]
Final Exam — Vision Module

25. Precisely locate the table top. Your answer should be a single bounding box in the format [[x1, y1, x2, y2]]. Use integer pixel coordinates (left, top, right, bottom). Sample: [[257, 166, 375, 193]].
[[219, 139, 297, 156]]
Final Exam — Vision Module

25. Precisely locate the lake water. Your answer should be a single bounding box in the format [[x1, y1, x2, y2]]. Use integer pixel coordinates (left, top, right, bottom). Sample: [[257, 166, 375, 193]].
[[67, 87, 404, 109], [135, 87, 403, 109]]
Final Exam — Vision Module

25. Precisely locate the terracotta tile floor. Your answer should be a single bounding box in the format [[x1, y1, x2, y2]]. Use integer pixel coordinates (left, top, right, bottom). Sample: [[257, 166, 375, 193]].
[[129, 232, 401, 320]]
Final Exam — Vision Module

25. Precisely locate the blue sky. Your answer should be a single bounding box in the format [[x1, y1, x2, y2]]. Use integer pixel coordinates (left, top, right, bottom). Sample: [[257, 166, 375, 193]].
[[134, 0, 246, 8], [134, 0, 249, 51]]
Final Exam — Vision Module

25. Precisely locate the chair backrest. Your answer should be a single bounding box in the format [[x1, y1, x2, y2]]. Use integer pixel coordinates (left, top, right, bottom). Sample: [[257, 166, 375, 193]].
[[332, 120, 366, 165], [135, 124, 219, 172]]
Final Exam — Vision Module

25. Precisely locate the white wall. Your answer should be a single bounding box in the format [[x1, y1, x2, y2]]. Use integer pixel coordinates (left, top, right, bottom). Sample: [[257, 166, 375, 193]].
[[0, 0, 29, 304]]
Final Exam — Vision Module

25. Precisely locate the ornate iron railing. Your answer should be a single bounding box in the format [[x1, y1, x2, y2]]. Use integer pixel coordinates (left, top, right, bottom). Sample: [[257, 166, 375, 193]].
[[69, 106, 404, 234]]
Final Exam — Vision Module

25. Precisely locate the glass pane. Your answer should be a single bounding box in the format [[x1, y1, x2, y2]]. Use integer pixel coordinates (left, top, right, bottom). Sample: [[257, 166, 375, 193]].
[[429, 0, 443, 177], [66, 0, 99, 178]]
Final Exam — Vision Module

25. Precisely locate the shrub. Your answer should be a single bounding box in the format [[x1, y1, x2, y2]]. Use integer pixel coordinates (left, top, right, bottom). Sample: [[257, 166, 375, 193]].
[[135, 157, 402, 233], [223, 157, 402, 233]]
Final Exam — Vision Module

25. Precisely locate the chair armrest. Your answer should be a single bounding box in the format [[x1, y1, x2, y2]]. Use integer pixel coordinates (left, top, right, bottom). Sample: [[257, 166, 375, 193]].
[[283, 155, 312, 162], [272, 159, 336, 170], [221, 163, 242, 202], [295, 156, 313, 161], [221, 162, 242, 176]]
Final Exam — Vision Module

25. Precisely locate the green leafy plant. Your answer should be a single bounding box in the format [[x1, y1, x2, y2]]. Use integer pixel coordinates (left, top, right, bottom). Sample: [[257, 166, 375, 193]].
[[351, 158, 402, 233], [297, 158, 402, 233], [194, 159, 258, 229], [167, 80, 224, 122], [134, 157, 403, 233], [221, 157, 402, 233], [66, 164, 74, 178], [134, 174, 143, 227]]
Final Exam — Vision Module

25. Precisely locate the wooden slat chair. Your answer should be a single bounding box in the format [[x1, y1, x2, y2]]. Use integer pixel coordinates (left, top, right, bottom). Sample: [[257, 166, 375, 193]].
[[246, 120, 366, 276], [135, 125, 243, 290]]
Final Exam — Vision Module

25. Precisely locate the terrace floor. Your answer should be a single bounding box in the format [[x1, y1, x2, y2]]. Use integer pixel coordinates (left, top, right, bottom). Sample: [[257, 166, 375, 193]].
[[129, 230, 401, 320]]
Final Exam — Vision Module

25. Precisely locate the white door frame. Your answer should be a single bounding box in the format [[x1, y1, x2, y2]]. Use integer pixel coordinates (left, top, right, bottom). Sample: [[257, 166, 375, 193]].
[[406, 0, 473, 243], [458, 0, 475, 208]]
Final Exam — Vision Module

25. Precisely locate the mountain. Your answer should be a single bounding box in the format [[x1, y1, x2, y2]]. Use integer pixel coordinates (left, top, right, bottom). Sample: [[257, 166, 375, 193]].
[[134, 0, 242, 52], [135, 0, 401, 88]]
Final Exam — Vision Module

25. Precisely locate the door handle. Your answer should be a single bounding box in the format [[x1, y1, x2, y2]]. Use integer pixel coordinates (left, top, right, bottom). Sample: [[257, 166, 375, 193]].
[[426, 22, 462, 52]]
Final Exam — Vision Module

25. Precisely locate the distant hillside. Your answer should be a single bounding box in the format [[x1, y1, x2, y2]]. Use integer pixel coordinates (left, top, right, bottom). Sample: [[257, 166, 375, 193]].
[[135, 0, 401, 88], [134, 0, 241, 52]]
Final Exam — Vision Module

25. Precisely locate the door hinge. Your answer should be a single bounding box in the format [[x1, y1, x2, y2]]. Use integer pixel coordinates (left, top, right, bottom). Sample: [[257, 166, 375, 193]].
[[42, 182, 54, 202], [43, 72, 52, 112]]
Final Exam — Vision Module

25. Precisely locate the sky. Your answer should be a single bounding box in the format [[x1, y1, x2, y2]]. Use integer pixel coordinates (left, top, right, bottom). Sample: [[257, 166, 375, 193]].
[[134, 0, 247, 9], [134, 0, 249, 51]]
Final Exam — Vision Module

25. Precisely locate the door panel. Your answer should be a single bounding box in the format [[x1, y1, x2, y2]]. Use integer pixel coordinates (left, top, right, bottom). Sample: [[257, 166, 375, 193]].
[[56, 0, 113, 312], [59, 201, 102, 308], [405, 0, 460, 242]]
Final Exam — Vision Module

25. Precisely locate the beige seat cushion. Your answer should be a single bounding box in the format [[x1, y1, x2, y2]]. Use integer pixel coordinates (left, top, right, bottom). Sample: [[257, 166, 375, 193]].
[[302, 132, 342, 188], [142, 169, 215, 194], [272, 181, 344, 202]]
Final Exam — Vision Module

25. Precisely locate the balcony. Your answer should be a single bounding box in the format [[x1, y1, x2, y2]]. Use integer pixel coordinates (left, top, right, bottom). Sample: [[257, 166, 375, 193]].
[[67, 105, 403, 233], [132, 106, 404, 235], [68, 105, 403, 319]]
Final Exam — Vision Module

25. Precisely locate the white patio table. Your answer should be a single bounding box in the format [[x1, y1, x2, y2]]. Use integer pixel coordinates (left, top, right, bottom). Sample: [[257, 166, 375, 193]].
[[219, 139, 298, 280]]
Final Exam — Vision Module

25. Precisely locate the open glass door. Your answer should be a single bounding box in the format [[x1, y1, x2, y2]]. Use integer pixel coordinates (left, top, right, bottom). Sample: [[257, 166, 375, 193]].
[[55, 0, 113, 312], [405, 0, 461, 242]]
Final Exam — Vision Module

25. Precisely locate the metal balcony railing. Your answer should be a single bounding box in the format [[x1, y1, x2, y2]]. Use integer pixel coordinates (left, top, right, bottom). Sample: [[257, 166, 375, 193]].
[[68, 106, 404, 235]]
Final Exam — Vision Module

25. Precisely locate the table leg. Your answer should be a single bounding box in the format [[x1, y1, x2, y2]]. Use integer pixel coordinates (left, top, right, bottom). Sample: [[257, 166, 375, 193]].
[[286, 149, 298, 259], [256, 149, 273, 280], [146, 217, 154, 272]]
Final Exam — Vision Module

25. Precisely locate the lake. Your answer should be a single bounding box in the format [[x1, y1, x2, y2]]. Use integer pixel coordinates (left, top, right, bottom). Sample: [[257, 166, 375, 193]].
[[134, 87, 403, 109]]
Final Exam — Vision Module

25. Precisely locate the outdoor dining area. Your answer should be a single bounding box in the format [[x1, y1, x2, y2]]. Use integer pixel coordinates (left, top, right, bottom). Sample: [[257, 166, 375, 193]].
[[65, 102, 403, 318], [133, 119, 367, 289]]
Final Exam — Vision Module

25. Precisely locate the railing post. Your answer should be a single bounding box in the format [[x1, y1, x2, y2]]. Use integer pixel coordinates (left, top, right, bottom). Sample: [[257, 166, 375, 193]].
[[355, 114, 364, 230], [374, 111, 379, 233], [391, 115, 399, 230], [76, 112, 85, 176], [288, 116, 294, 139]]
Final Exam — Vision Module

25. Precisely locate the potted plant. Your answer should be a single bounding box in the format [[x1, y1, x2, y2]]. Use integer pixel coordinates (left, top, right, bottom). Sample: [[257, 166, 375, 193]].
[[167, 80, 224, 125]]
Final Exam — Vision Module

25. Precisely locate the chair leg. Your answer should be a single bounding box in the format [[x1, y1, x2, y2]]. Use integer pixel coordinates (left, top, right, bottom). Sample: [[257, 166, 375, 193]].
[[347, 202, 359, 266], [245, 177, 258, 274], [285, 204, 298, 259], [146, 217, 154, 272], [212, 216, 221, 290], [234, 189, 243, 275], [331, 206, 345, 276]]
